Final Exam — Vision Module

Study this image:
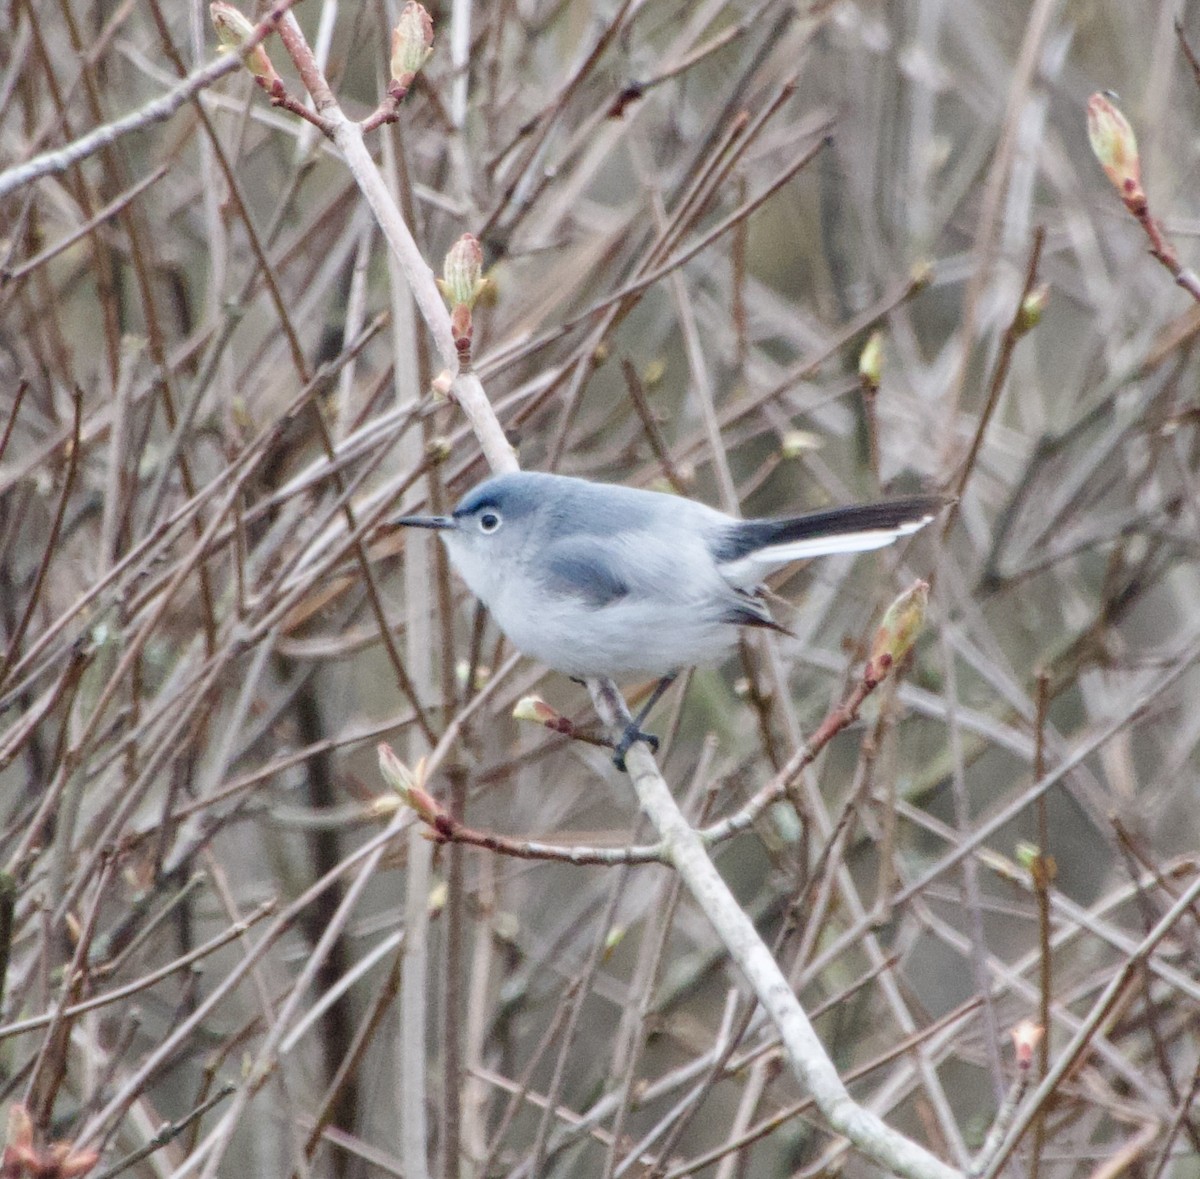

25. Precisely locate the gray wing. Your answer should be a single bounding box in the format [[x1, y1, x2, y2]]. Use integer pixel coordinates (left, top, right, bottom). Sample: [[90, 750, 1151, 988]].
[[539, 537, 631, 608], [538, 531, 795, 644]]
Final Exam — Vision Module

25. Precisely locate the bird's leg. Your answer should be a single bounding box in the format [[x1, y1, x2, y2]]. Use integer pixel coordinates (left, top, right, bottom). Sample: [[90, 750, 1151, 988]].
[[609, 673, 677, 771]]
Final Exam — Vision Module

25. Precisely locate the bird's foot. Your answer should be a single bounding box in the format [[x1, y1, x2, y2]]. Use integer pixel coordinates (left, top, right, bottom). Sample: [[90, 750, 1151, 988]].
[[611, 724, 659, 772]]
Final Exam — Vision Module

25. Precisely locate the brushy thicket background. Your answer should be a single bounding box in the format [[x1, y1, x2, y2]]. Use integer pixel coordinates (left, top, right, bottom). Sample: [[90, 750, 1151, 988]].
[[2, 0, 1200, 1175]]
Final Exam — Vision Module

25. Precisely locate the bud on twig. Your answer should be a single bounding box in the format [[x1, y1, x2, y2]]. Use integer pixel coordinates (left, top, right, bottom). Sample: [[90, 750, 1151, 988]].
[[858, 330, 883, 393], [513, 695, 574, 735], [1014, 842, 1038, 871], [1083, 93, 1200, 298], [1010, 1019, 1044, 1070], [603, 924, 627, 958], [909, 259, 934, 290], [210, 1, 281, 88], [1014, 284, 1049, 336], [440, 234, 486, 309], [512, 695, 616, 751], [437, 234, 488, 360], [367, 793, 402, 818], [453, 660, 491, 691], [865, 580, 928, 684], [390, 2, 434, 100], [1087, 92, 1144, 212], [377, 744, 442, 825], [1016, 841, 1057, 888], [779, 430, 821, 459]]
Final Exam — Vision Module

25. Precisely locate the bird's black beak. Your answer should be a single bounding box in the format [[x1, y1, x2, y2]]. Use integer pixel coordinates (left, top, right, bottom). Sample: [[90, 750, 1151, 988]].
[[392, 514, 456, 531]]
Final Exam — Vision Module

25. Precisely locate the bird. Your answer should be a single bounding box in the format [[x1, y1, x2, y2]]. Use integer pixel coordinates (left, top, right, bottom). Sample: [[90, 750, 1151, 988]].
[[395, 470, 944, 763]]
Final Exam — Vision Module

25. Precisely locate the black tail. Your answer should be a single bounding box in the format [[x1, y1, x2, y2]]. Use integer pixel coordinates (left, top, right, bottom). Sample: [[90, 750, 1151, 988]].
[[714, 495, 948, 564]]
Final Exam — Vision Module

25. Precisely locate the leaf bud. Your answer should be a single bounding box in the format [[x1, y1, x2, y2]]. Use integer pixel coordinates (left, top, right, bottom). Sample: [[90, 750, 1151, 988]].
[[858, 330, 884, 392], [1010, 1019, 1044, 1070], [865, 580, 929, 684], [1087, 92, 1144, 210], [210, 2, 280, 85], [390, 2, 434, 98]]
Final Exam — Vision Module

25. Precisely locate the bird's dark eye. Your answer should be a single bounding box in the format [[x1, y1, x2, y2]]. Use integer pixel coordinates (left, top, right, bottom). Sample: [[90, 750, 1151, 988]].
[[479, 511, 501, 534]]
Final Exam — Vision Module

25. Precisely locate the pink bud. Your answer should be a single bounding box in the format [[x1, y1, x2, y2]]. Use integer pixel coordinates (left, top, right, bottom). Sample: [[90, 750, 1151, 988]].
[[377, 742, 411, 797], [866, 581, 929, 683], [1010, 1019, 1044, 1069], [439, 234, 487, 311], [390, 2, 434, 95], [377, 745, 441, 824], [1087, 93, 1144, 207], [514, 695, 574, 735], [210, 2, 280, 84]]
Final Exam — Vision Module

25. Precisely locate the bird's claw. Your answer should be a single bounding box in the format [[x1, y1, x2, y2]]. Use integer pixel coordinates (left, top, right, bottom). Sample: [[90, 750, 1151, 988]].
[[611, 724, 659, 772]]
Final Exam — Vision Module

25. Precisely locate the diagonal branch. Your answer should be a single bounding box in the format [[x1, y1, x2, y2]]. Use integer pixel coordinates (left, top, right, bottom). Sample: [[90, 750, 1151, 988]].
[[585, 677, 960, 1179]]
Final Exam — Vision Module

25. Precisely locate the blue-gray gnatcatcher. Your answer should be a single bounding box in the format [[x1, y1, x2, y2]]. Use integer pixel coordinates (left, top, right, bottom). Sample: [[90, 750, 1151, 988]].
[[396, 471, 944, 762]]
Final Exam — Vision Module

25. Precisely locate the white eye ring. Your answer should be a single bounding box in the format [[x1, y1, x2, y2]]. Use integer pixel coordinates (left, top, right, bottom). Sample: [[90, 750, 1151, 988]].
[[479, 511, 502, 534]]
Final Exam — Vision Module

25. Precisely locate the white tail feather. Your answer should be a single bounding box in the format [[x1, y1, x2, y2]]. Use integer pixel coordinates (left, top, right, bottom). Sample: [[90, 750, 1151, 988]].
[[718, 514, 934, 586]]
